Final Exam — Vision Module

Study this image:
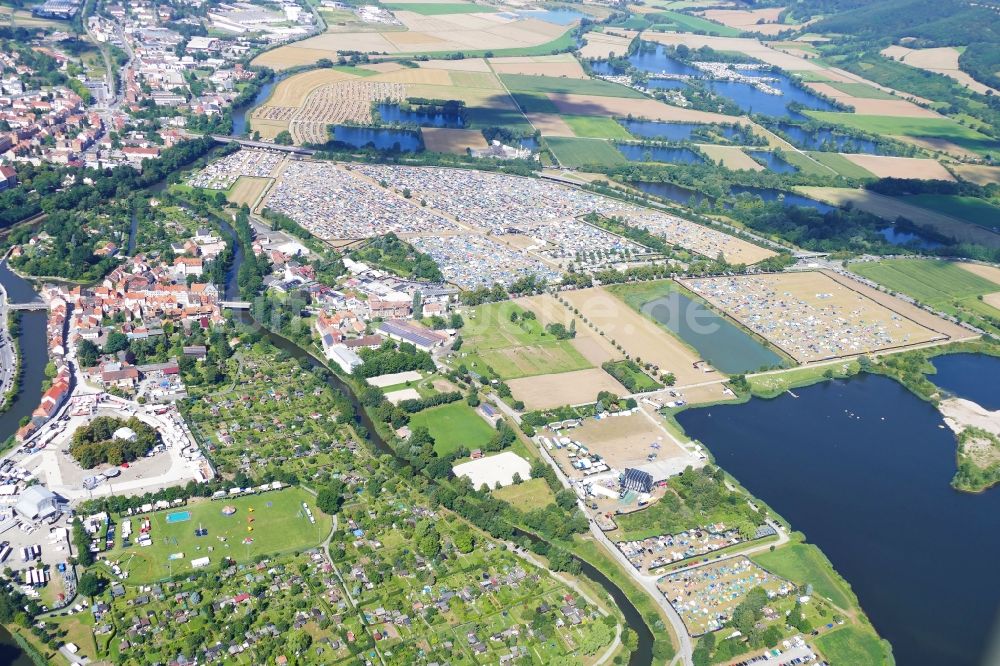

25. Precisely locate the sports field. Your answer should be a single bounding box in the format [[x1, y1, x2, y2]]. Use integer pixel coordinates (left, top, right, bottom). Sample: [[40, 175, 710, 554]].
[[545, 137, 626, 168], [101, 487, 330, 584], [407, 401, 496, 455], [852, 259, 1000, 314]]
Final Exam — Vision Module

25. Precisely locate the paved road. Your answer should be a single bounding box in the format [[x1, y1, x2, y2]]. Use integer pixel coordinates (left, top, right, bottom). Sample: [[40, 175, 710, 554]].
[[0, 284, 17, 404]]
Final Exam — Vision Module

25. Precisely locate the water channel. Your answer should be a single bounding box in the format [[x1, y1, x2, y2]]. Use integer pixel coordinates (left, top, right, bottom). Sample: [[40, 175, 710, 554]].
[[676, 370, 1000, 666]]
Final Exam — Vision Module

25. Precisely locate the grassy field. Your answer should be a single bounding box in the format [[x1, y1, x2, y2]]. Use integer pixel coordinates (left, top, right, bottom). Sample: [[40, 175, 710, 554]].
[[752, 543, 853, 609], [499, 74, 646, 98], [563, 115, 634, 139], [781, 150, 838, 176], [493, 478, 556, 511], [101, 487, 330, 584], [814, 625, 889, 665], [546, 137, 626, 168], [806, 151, 877, 178], [748, 361, 859, 398], [383, 2, 495, 14], [852, 259, 1000, 309], [511, 91, 560, 113], [408, 401, 496, 455], [804, 111, 1000, 156], [647, 9, 742, 35], [899, 194, 1000, 230], [826, 82, 897, 100], [604, 359, 663, 391]]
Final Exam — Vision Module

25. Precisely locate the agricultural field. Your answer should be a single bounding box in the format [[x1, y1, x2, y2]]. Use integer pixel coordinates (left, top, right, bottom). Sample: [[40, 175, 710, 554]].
[[837, 154, 954, 181], [226, 176, 272, 207], [508, 368, 627, 410], [562, 115, 634, 139], [100, 487, 330, 584], [488, 53, 587, 78], [805, 152, 876, 178], [545, 137, 626, 168], [499, 73, 646, 98], [804, 111, 1000, 156], [699, 145, 763, 171], [406, 401, 497, 455], [422, 127, 488, 153], [383, 2, 496, 15], [896, 194, 1000, 231], [646, 9, 742, 36], [851, 259, 1000, 317]]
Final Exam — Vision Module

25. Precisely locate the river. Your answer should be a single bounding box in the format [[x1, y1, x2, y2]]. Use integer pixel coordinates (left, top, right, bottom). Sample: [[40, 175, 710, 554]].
[[0, 262, 50, 665], [676, 371, 1000, 666]]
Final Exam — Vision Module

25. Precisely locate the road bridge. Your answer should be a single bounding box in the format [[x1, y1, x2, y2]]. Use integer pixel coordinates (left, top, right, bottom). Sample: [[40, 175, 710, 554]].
[[210, 136, 316, 156]]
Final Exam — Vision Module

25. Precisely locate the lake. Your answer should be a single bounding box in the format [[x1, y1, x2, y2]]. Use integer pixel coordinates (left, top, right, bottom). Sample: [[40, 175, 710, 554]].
[[879, 227, 943, 250], [930, 353, 1000, 410], [617, 120, 742, 142], [617, 144, 704, 164], [331, 126, 422, 152], [377, 103, 464, 128], [633, 181, 712, 207], [627, 44, 701, 77], [772, 123, 880, 154], [641, 290, 786, 373], [676, 371, 1000, 666], [706, 75, 837, 120], [746, 150, 798, 174]]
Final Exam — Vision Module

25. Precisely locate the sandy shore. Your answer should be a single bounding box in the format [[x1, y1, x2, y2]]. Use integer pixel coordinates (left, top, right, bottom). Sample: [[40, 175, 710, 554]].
[[939, 398, 1000, 437]]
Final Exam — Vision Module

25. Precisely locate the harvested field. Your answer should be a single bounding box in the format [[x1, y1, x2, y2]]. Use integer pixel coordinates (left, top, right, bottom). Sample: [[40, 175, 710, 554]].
[[258, 69, 359, 107], [368, 67, 453, 85], [640, 32, 821, 71], [488, 54, 587, 78], [568, 410, 691, 472], [951, 164, 1000, 186], [561, 287, 710, 385], [422, 127, 488, 154], [881, 45, 997, 96], [957, 262, 1000, 287], [546, 93, 736, 123], [527, 112, 581, 137], [796, 187, 1000, 249], [508, 368, 627, 410], [579, 30, 635, 59], [227, 176, 272, 208], [680, 271, 946, 363], [697, 145, 763, 171], [418, 58, 492, 71], [360, 62, 406, 73], [514, 293, 623, 366], [697, 7, 784, 32], [839, 154, 954, 181]]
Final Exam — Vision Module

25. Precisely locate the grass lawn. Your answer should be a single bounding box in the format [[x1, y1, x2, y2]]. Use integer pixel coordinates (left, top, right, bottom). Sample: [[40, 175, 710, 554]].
[[852, 259, 999, 309], [563, 114, 634, 139], [546, 137, 626, 168], [101, 487, 329, 584], [499, 74, 646, 98], [383, 2, 495, 14], [803, 111, 1000, 156], [899, 194, 1000, 230], [752, 543, 853, 609], [826, 82, 897, 100], [468, 345, 591, 379], [806, 151, 877, 178], [493, 477, 556, 510], [814, 625, 889, 665], [408, 401, 496, 456]]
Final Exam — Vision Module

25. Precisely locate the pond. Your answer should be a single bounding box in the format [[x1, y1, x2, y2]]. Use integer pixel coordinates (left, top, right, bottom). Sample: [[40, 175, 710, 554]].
[[745, 150, 798, 174], [617, 120, 740, 142], [518, 136, 540, 151], [879, 227, 943, 250], [589, 60, 624, 76], [331, 126, 422, 153], [706, 74, 837, 120], [930, 352, 1000, 410], [676, 371, 1000, 666], [377, 103, 464, 128], [632, 181, 712, 207], [771, 123, 880, 154], [641, 289, 786, 373], [730, 185, 836, 213], [616, 144, 704, 164]]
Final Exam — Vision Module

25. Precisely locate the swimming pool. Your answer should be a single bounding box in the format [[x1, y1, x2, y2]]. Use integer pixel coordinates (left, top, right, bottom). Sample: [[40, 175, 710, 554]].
[[165, 511, 191, 524]]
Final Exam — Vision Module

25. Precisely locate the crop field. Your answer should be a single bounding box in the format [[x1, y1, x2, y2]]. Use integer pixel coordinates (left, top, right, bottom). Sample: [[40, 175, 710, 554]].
[[578, 30, 635, 59], [698, 145, 763, 171], [226, 176, 272, 207], [803, 111, 1000, 156], [101, 487, 330, 584], [546, 93, 736, 123], [499, 73, 645, 98], [824, 82, 898, 100], [852, 259, 1000, 313], [899, 194, 1000, 230], [422, 127, 488, 153], [545, 137, 626, 168], [806, 152, 876, 178], [839, 154, 954, 180], [384, 2, 496, 14], [488, 54, 587, 78], [796, 187, 1000, 248], [647, 9, 742, 36], [407, 401, 496, 455], [951, 164, 1000, 186], [560, 287, 708, 386], [508, 368, 627, 410], [562, 115, 634, 139]]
